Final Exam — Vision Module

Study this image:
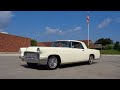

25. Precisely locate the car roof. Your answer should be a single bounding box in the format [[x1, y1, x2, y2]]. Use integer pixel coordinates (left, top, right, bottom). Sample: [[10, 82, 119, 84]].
[[56, 40, 83, 43]]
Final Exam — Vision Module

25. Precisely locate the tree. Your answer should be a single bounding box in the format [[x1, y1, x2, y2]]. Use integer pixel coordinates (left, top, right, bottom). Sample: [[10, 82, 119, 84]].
[[104, 44, 113, 50], [31, 39, 37, 46], [113, 41, 120, 50], [95, 38, 113, 46]]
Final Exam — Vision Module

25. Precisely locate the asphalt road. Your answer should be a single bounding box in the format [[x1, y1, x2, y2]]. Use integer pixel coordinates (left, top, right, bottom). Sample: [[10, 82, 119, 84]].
[[0, 55, 120, 79]]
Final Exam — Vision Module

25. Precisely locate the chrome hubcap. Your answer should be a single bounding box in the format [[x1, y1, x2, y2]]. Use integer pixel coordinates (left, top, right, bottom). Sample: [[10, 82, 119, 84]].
[[48, 57, 58, 68], [89, 56, 93, 64]]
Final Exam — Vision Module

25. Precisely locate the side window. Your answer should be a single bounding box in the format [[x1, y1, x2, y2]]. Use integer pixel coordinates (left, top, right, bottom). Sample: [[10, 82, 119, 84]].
[[79, 43, 84, 49], [72, 42, 84, 49], [72, 42, 80, 48]]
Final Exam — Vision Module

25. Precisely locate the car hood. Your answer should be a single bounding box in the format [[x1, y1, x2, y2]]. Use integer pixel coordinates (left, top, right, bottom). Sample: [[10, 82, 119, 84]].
[[25, 46, 69, 52]]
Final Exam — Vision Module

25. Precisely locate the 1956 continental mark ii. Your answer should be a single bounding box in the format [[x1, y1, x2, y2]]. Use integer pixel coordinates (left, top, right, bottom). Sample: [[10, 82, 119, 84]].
[[19, 40, 101, 70]]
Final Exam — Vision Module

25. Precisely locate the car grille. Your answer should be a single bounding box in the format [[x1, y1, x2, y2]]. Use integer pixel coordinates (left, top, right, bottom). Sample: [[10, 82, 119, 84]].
[[24, 52, 39, 60]]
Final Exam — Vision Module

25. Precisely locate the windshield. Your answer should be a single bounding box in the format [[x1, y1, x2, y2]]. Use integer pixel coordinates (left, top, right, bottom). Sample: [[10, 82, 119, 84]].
[[51, 41, 70, 48]]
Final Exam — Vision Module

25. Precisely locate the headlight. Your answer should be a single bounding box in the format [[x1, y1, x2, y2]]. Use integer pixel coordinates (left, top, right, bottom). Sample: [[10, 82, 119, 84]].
[[19, 49, 21, 54]]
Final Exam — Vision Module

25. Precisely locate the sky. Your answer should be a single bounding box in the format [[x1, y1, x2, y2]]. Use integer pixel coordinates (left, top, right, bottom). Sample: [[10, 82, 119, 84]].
[[0, 11, 120, 42]]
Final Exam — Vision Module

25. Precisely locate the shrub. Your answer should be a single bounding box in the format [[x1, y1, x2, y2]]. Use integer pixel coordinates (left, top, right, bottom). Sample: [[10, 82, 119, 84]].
[[31, 39, 37, 46], [113, 41, 120, 51], [104, 44, 113, 50]]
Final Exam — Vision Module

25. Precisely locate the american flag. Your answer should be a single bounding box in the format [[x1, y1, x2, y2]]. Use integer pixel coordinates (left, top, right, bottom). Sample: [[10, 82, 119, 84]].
[[86, 15, 90, 23]]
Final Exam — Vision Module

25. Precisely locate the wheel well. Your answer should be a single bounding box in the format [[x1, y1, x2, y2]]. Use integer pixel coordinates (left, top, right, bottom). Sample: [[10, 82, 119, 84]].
[[48, 55, 61, 65], [90, 54, 95, 59]]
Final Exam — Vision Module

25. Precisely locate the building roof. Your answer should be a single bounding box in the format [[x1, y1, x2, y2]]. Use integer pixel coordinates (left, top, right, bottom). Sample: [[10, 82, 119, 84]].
[[37, 42, 52, 47], [0, 32, 31, 39], [78, 40, 102, 49], [78, 40, 93, 45]]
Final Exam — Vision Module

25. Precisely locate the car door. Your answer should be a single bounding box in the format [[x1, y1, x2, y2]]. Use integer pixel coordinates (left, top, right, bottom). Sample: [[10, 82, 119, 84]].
[[71, 41, 88, 62]]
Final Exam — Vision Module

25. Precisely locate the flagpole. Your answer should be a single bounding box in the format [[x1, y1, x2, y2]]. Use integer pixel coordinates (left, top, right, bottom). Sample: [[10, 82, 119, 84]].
[[88, 21, 89, 48], [86, 13, 90, 48]]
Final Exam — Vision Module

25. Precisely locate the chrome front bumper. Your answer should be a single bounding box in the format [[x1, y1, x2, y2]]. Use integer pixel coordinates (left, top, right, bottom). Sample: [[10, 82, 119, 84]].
[[19, 56, 25, 61], [19, 56, 48, 65], [95, 54, 101, 60]]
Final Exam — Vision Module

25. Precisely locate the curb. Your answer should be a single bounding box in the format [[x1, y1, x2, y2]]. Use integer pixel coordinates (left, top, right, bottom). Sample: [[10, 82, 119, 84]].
[[101, 55, 120, 56], [0, 54, 19, 56]]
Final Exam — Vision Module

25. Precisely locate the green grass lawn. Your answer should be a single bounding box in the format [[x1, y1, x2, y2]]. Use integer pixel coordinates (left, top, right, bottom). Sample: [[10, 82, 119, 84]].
[[100, 49, 120, 54]]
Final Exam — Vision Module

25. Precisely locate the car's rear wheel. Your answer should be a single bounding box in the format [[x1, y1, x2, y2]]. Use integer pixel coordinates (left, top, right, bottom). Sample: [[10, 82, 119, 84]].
[[46, 56, 58, 70], [88, 55, 94, 65], [27, 63, 38, 68]]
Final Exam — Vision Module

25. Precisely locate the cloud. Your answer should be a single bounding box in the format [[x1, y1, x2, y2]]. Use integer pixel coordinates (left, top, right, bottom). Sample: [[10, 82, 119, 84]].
[[0, 11, 14, 31], [73, 26, 81, 31], [98, 18, 112, 29], [45, 26, 81, 35], [45, 27, 64, 35], [0, 32, 8, 34], [87, 11, 90, 13], [67, 26, 81, 33]]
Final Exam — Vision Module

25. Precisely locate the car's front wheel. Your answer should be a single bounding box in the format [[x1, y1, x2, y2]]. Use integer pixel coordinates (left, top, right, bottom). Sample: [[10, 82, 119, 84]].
[[46, 56, 58, 70]]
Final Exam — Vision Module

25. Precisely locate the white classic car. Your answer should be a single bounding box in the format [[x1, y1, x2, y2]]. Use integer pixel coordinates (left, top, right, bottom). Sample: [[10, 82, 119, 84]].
[[19, 40, 101, 70]]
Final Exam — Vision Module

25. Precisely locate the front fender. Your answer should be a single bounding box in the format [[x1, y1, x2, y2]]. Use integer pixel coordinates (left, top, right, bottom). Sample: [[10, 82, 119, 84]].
[[40, 51, 60, 59]]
